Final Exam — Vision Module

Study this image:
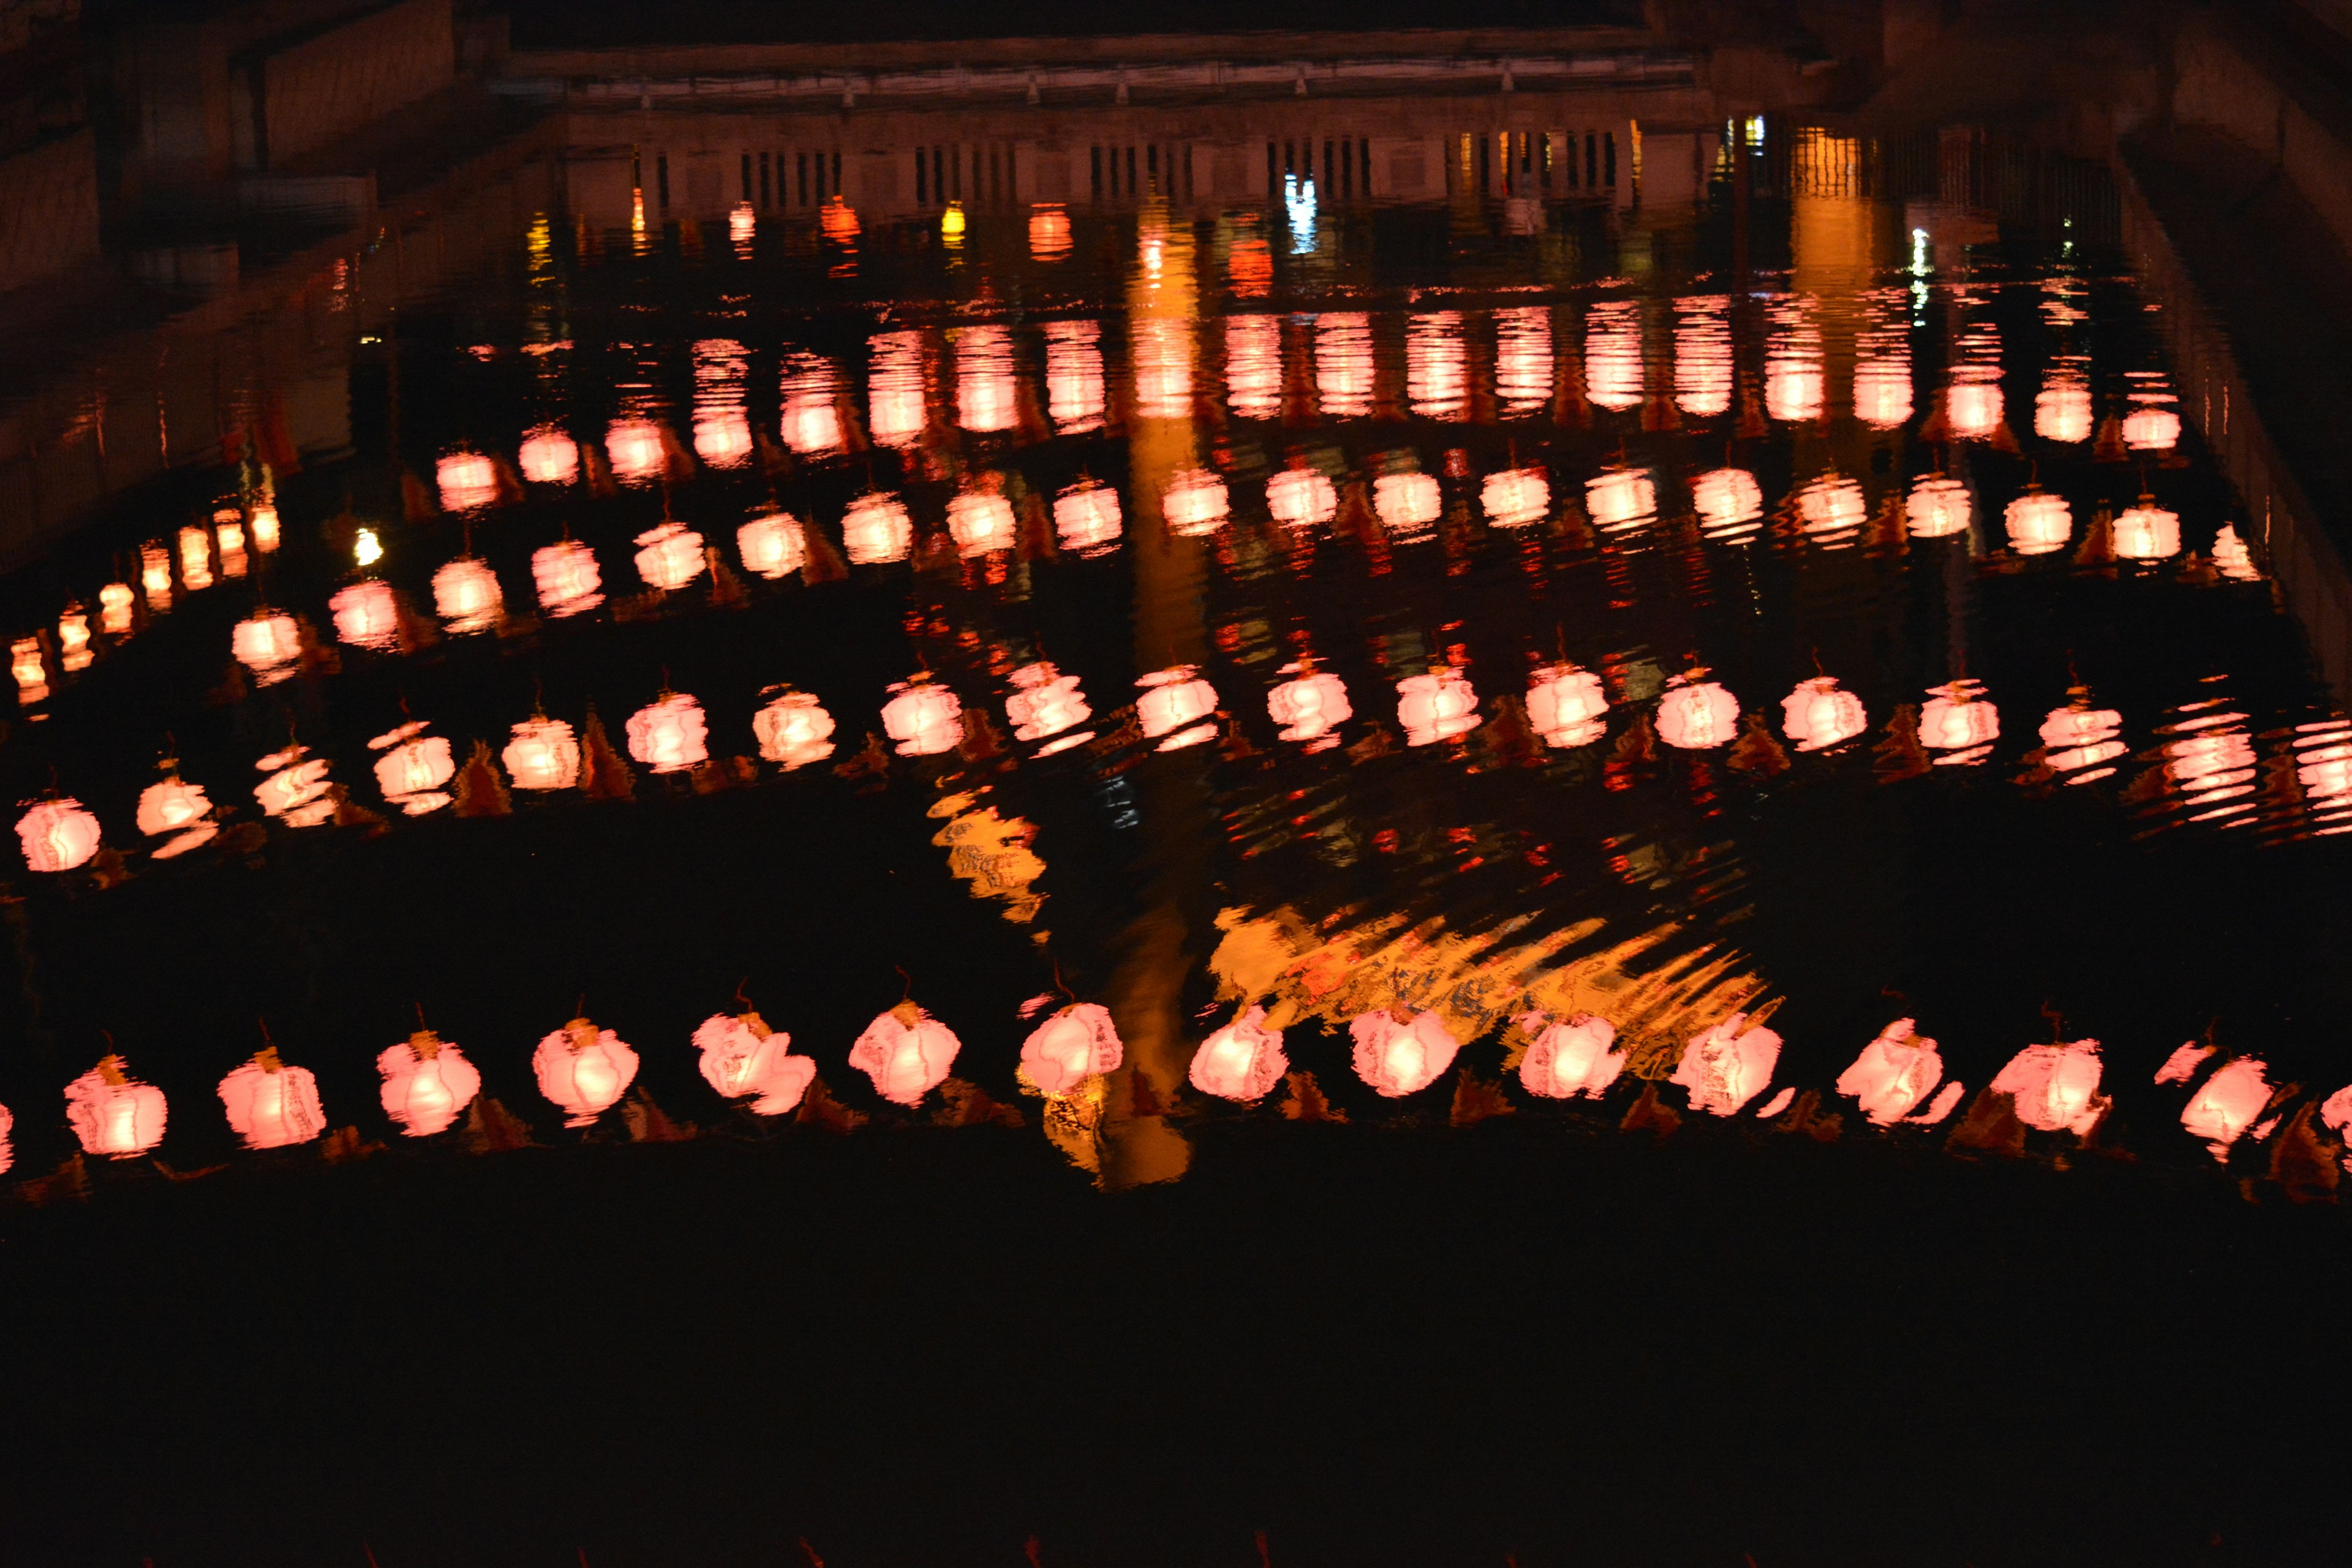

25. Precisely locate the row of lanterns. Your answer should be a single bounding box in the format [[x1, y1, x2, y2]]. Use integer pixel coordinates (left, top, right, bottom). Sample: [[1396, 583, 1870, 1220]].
[[15, 995, 2332, 1177]]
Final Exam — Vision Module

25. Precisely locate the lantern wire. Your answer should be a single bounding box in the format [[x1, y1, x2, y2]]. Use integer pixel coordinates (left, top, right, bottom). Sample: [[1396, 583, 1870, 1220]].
[[893, 964, 913, 1005]]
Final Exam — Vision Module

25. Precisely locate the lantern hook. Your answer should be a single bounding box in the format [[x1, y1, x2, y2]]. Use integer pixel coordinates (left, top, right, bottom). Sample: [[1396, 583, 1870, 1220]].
[[1050, 959, 1075, 1005], [734, 976, 755, 1011], [893, 964, 913, 1005]]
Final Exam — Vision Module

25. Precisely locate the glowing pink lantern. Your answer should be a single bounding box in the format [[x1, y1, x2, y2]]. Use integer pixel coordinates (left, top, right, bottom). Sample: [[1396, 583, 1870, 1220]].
[[2113, 496, 2181, 561], [503, 717, 580, 791], [2212, 525, 2259, 581], [783, 354, 848, 454], [1796, 473, 1866, 541], [533, 541, 604, 617], [1349, 1008, 1461, 1097], [694, 410, 752, 469], [2040, 698, 2125, 778], [738, 513, 806, 579], [231, 611, 303, 682], [254, 746, 333, 826], [1920, 680, 1999, 760], [850, 1002, 962, 1106], [634, 522, 707, 591], [695, 1011, 816, 1115], [1692, 468, 1762, 538], [66, 1057, 166, 1158], [1006, 662, 1093, 748], [1586, 466, 1655, 530], [1515, 1011, 1624, 1099], [17, 798, 100, 872], [1162, 470, 1230, 537], [2124, 405, 2180, 451], [2037, 376, 2092, 443], [882, 676, 964, 757], [377, 1031, 481, 1136], [1853, 353, 1912, 429], [437, 453, 499, 511], [11, 637, 45, 704], [432, 557, 503, 633], [0, 1100, 10, 1174], [627, 693, 709, 774], [136, 775, 211, 838], [1990, 1040, 2108, 1136], [1397, 667, 1482, 747], [99, 581, 134, 635], [2005, 488, 2072, 556], [519, 428, 579, 485], [1526, 665, 1608, 748], [535, 1017, 639, 1126], [1907, 475, 1970, 539], [57, 608, 89, 673], [753, 691, 837, 769], [1781, 676, 1867, 752], [371, 721, 456, 814], [2179, 1056, 2272, 1161], [1137, 666, 1219, 750], [179, 524, 213, 591], [2155, 1042, 2215, 1085], [2320, 1084, 2352, 1167], [842, 492, 913, 565], [1267, 468, 1338, 529], [1583, 301, 1643, 410], [1672, 1012, 1782, 1116], [1020, 1003, 1124, 1096], [1656, 677, 1740, 750], [1408, 311, 1469, 418], [1374, 473, 1440, 534], [331, 580, 399, 649], [1946, 379, 2003, 440], [871, 329, 929, 447], [1317, 313, 1374, 418], [948, 492, 1017, 556], [605, 418, 666, 484], [1482, 468, 1551, 529], [249, 503, 279, 554], [1188, 1005, 1287, 1102], [1268, 663, 1351, 746], [1494, 305, 1552, 416], [1834, 1019, 1945, 1126], [1055, 482, 1123, 556], [1674, 295, 1733, 418], [219, 1049, 326, 1150]]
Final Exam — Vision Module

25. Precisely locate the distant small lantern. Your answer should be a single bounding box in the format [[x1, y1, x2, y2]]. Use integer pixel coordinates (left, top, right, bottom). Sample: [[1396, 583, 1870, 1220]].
[[1526, 665, 1607, 748], [1989, 1039, 2108, 1135], [1267, 663, 1352, 746], [695, 1011, 816, 1115], [2004, 486, 2072, 556], [2112, 494, 2181, 561], [17, 797, 100, 872], [1054, 481, 1124, 556], [1834, 1019, 1946, 1126], [377, 1031, 482, 1137], [503, 716, 581, 791], [881, 674, 965, 757], [1188, 1005, 1287, 1102], [533, 540, 604, 617], [1515, 1011, 1624, 1100], [1780, 676, 1867, 752], [948, 492, 1017, 556], [737, 512, 807, 579], [231, 611, 303, 682], [1672, 1012, 1783, 1116], [1692, 467, 1762, 537], [432, 557, 503, 633], [330, 580, 399, 649], [219, 1046, 327, 1150], [850, 1001, 962, 1107], [1396, 666, 1482, 747], [535, 1017, 639, 1126], [1349, 1008, 1461, 1098], [1906, 475, 1970, 538], [1162, 469, 1230, 537], [65, 1056, 167, 1158], [626, 693, 709, 774], [842, 492, 914, 564], [1137, 666, 1219, 750], [1656, 675, 1740, 750], [634, 522, 707, 591], [1267, 467, 1338, 529], [1020, 1003, 1124, 1097], [1585, 466, 1654, 530], [753, 690, 837, 769]]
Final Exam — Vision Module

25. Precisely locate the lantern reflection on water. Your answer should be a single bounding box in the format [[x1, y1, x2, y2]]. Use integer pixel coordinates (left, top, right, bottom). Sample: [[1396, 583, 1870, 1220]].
[[99, 582, 133, 635], [1225, 315, 1280, 420], [1054, 480, 1123, 556], [1991, 1039, 2108, 1136], [882, 675, 963, 757], [1005, 662, 1092, 748], [695, 1011, 816, 1115], [1657, 676, 1740, 750], [432, 557, 503, 633], [1526, 664, 1607, 748], [1906, 475, 1971, 538], [2165, 710, 2257, 816], [371, 721, 456, 815], [518, 426, 579, 485], [1131, 318, 1193, 421], [178, 525, 213, 591], [255, 745, 333, 826], [753, 690, 837, 769], [605, 418, 666, 484], [843, 492, 914, 564], [2124, 404, 2181, 451], [142, 542, 172, 611], [436, 453, 499, 511], [782, 353, 847, 455], [1673, 1012, 1782, 1115], [1351, 1008, 1461, 1097], [12, 637, 46, 704], [2212, 525, 2260, 581], [1268, 663, 1351, 746], [851, 1001, 961, 1106], [948, 491, 1016, 556], [535, 1017, 639, 1126], [737, 512, 806, 579], [1674, 295, 1732, 418], [2179, 1056, 2273, 1160], [1765, 298, 1823, 423], [1163, 469, 1229, 537], [379, 1031, 481, 1137], [1692, 467, 1762, 538], [1586, 467, 1654, 531], [1920, 680, 1999, 762], [66, 1057, 165, 1158], [55, 608, 86, 674], [329, 581, 399, 649], [1482, 467, 1550, 529], [1853, 344, 1913, 429], [634, 522, 707, 592], [1406, 311, 1468, 419], [1137, 665, 1219, 750], [1374, 472, 1440, 535], [1316, 313, 1373, 418], [1795, 473, 1866, 542], [1946, 377, 2003, 441], [1781, 676, 1867, 751], [2005, 487, 2072, 556], [230, 610, 302, 683], [1584, 300, 1643, 411], [627, 693, 709, 774], [219, 1047, 327, 1150], [2040, 693, 2125, 780], [1267, 467, 1337, 528], [17, 798, 100, 872], [1494, 305, 1553, 417], [503, 716, 581, 790], [1836, 1019, 1945, 1125], [1189, 1005, 1286, 1102], [2037, 370, 2093, 443], [137, 772, 211, 840], [956, 325, 1019, 432], [1516, 1011, 1624, 1099], [2113, 494, 2181, 561], [1396, 666, 1481, 746], [869, 330, 927, 448], [1044, 319, 1105, 433], [532, 541, 603, 617], [1020, 1003, 1123, 1096]]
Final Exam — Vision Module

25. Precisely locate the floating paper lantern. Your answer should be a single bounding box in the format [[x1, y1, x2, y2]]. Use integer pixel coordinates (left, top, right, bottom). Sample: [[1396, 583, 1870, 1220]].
[[1268, 663, 1351, 745], [250, 503, 279, 553], [1796, 473, 1867, 540], [371, 722, 456, 813], [534, 1017, 639, 1126], [2123, 405, 2180, 451], [532, 541, 603, 618], [1526, 665, 1607, 747], [178, 526, 213, 584], [1515, 1011, 1624, 1099], [1396, 667, 1481, 747], [1781, 676, 1867, 752], [136, 774, 211, 838], [1349, 1008, 1461, 1097], [693, 410, 752, 468], [65, 1057, 166, 1158], [1006, 662, 1092, 745], [1946, 379, 2003, 440], [1692, 468, 1762, 537], [849, 1002, 962, 1106], [1482, 467, 1551, 529], [1162, 469, 1230, 537], [634, 522, 707, 591], [99, 582, 134, 635], [141, 543, 172, 610], [1028, 204, 1072, 261], [1267, 467, 1338, 529], [1656, 676, 1740, 750], [695, 1011, 816, 1115], [17, 798, 100, 872], [2005, 487, 2071, 555], [1188, 1005, 1286, 1102], [503, 717, 581, 791], [330, 580, 399, 649], [1055, 481, 1123, 556], [11, 638, 45, 703], [1137, 666, 1218, 750], [58, 607, 89, 672], [1853, 353, 1912, 429], [1907, 475, 1970, 538], [1920, 679, 1999, 759], [1374, 472, 1440, 533], [254, 745, 333, 825], [219, 1047, 326, 1150], [948, 492, 1017, 556], [2040, 696, 2125, 777], [2212, 525, 2259, 581], [377, 1031, 481, 1137], [1586, 466, 1654, 530], [519, 427, 579, 485], [2180, 1056, 2272, 1161], [437, 453, 499, 511], [605, 418, 666, 484], [1989, 1039, 2107, 1135], [842, 492, 914, 564], [2112, 494, 2181, 561], [753, 690, 837, 769], [432, 557, 503, 633], [2036, 377, 2092, 443], [627, 693, 709, 774], [231, 611, 303, 682], [1020, 1003, 1124, 1096], [737, 513, 807, 579], [1834, 1019, 1945, 1126], [882, 675, 963, 758], [1672, 1012, 1782, 1116]]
